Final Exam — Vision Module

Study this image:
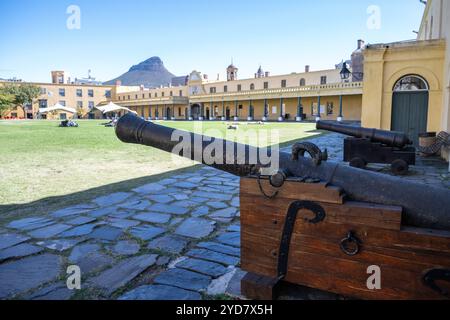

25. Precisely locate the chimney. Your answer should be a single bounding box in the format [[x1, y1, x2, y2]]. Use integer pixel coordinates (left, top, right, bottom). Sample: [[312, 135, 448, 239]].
[[357, 39, 365, 50], [265, 72, 270, 77], [115, 80, 122, 86], [305, 65, 310, 73], [140, 85, 144, 91]]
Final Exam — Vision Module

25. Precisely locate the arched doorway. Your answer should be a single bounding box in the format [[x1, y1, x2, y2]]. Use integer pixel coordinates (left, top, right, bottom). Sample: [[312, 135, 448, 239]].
[[206, 107, 210, 119], [226, 107, 230, 120], [191, 104, 201, 120], [166, 107, 171, 119], [391, 75, 429, 146]]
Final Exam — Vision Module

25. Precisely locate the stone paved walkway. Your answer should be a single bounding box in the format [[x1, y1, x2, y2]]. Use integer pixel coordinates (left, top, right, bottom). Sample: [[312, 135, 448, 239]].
[[1, 133, 448, 300], [0, 166, 243, 300]]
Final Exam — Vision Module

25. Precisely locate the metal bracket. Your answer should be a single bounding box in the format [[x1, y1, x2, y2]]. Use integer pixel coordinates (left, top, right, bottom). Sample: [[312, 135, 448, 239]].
[[277, 201, 326, 279], [423, 269, 450, 297]]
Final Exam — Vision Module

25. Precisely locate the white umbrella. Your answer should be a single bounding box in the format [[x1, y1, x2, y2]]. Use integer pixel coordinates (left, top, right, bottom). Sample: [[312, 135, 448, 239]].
[[39, 103, 76, 114], [95, 101, 137, 114]]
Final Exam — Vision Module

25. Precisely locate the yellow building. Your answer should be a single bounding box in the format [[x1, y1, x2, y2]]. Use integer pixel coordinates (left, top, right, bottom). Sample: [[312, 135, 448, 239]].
[[116, 63, 363, 123], [361, 0, 450, 150]]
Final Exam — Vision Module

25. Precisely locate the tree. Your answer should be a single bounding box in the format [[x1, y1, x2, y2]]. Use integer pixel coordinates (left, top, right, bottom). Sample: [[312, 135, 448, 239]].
[[3, 83, 41, 119], [0, 92, 15, 118]]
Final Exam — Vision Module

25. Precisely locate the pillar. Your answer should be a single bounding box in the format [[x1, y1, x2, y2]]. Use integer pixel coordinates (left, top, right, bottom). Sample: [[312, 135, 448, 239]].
[[337, 95, 343, 122], [221, 101, 226, 121], [149, 105, 152, 120], [278, 98, 284, 122], [199, 103, 204, 121], [262, 99, 268, 121], [234, 100, 239, 121], [316, 96, 321, 122], [188, 104, 193, 121], [296, 97, 303, 122], [210, 101, 214, 120], [248, 99, 253, 121]]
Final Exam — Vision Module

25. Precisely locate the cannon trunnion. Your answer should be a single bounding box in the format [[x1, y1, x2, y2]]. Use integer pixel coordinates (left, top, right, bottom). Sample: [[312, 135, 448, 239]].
[[317, 121, 416, 175]]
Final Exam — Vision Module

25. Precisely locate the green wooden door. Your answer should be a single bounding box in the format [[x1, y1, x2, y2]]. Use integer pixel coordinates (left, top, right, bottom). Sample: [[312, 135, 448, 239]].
[[391, 91, 429, 146]]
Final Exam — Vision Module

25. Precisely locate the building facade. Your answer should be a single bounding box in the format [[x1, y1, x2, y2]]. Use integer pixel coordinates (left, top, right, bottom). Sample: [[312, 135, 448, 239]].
[[116, 57, 364, 122], [361, 0, 450, 149]]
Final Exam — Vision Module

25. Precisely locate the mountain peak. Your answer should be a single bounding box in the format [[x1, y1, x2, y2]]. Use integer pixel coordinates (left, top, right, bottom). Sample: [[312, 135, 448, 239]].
[[104, 56, 175, 88], [129, 56, 164, 72]]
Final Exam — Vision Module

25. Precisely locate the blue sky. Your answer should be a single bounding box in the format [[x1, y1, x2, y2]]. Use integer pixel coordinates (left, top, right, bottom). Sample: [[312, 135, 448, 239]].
[[0, 0, 425, 83]]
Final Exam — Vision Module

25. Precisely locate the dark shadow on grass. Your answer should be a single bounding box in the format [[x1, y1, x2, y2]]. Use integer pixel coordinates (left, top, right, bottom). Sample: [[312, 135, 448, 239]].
[[0, 130, 330, 221], [0, 164, 203, 221]]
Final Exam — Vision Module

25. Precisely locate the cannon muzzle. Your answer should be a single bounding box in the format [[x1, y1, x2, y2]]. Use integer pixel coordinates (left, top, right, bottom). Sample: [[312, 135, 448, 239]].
[[317, 121, 412, 148], [116, 113, 450, 231]]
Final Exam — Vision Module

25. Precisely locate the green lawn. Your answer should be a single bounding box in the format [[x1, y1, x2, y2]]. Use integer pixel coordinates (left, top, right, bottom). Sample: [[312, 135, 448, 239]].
[[0, 119, 322, 216]]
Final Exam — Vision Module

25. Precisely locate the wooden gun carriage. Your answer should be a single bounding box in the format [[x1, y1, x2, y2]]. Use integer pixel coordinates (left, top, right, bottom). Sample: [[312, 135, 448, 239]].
[[317, 121, 416, 175]]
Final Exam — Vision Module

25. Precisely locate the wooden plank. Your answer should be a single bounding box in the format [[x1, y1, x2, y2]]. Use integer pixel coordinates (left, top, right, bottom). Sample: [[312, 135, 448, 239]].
[[240, 178, 345, 205], [241, 194, 402, 231]]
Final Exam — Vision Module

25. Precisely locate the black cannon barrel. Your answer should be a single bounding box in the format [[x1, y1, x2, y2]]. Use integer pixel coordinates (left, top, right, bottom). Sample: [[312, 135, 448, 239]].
[[317, 121, 412, 148], [116, 113, 450, 231]]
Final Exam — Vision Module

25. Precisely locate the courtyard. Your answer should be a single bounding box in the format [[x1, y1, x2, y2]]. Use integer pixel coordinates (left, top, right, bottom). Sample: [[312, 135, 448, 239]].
[[0, 119, 449, 300]]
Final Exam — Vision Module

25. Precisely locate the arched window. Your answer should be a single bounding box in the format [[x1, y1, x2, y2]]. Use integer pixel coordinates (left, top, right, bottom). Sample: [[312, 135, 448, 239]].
[[300, 78, 306, 86], [250, 83, 255, 90], [393, 75, 429, 92]]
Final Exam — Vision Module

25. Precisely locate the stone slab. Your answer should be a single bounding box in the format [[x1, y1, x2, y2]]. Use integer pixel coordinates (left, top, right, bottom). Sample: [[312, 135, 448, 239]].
[[89, 226, 123, 241], [119, 284, 201, 300], [153, 268, 211, 292], [191, 191, 233, 201], [0, 233, 31, 250], [130, 225, 166, 241], [186, 249, 239, 266], [69, 243, 100, 262], [50, 204, 96, 218], [65, 216, 96, 226], [147, 194, 173, 204], [28, 224, 72, 239], [133, 212, 171, 224], [215, 232, 240, 247], [197, 242, 240, 257], [133, 183, 165, 194], [148, 235, 188, 254], [93, 192, 132, 206], [175, 218, 215, 239], [149, 203, 189, 215], [176, 258, 228, 278], [112, 240, 141, 256], [7, 217, 55, 231], [0, 254, 62, 299], [60, 224, 96, 238], [118, 200, 151, 211], [87, 206, 119, 218], [0, 243, 43, 262], [210, 207, 238, 219], [107, 218, 140, 229], [90, 254, 158, 295], [37, 239, 83, 252], [27, 282, 74, 300]]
